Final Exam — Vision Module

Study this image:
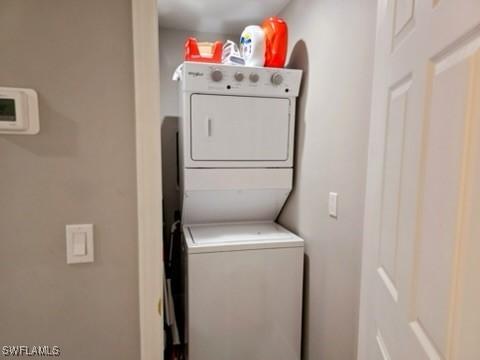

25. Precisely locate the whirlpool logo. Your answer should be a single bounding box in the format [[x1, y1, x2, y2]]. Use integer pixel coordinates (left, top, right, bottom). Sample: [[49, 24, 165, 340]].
[[188, 71, 204, 78]]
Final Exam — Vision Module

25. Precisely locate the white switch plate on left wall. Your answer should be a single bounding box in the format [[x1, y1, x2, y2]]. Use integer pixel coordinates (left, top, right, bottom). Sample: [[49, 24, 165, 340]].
[[66, 224, 94, 264]]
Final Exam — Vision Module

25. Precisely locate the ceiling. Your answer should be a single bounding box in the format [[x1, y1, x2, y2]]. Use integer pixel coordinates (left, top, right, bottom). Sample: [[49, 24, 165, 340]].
[[157, 0, 291, 35]]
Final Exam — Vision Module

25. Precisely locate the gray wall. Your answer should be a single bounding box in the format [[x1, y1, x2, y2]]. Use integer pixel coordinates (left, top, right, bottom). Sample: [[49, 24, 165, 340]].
[[277, 1, 376, 359], [158, 28, 235, 230], [0, 1, 140, 359]]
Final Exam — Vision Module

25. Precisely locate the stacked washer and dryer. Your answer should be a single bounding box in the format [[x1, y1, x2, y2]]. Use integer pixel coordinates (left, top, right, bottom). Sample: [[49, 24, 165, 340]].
[[176, 61, 304, 360]]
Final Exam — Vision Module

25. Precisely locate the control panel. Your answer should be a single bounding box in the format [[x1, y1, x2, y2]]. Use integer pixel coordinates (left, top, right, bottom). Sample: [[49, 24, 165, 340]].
[[0, 87, 40, 135], [181, 62, 302, 97]]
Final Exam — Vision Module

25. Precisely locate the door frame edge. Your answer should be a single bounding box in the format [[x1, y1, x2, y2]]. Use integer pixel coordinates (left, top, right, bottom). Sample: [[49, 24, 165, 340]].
[[132, 0, 164, 359], [357, 1, 385, 359]]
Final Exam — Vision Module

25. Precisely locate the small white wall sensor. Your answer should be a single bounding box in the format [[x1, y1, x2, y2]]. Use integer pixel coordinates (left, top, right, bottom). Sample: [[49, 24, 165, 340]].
[[0, 87, 40, 135]]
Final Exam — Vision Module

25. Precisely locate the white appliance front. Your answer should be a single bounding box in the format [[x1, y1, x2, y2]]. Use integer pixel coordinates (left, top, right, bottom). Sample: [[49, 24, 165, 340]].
[[178, 63, 302, 224], [176, 63, 305, 360], [183, 222, 304, 360], [178, 62, 301, 169], [184, 221, 304, 252], [190, 94, 290, 161], [181, 168, 292, 224]]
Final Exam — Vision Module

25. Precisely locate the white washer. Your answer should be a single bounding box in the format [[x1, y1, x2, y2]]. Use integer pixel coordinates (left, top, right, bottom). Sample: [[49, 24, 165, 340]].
[[175, 63, 304, 360], [183, 221, 304, 360]]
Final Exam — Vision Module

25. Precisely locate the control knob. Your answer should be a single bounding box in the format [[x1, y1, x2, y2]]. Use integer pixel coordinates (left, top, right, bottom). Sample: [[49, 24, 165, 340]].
[[271, 72, 283, 85], [211, 69, 223, 82], [249, 73, 260, 83], [234, 72, 244, 81]]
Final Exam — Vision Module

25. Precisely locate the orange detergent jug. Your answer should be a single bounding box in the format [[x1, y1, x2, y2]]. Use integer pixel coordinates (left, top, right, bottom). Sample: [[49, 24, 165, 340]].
[[262, 17, 288, 68]]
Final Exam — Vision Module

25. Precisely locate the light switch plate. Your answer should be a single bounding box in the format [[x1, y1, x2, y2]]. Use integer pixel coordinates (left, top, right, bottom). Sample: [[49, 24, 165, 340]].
[[329, 192, 338, 218], [66, 224, 94, 264]]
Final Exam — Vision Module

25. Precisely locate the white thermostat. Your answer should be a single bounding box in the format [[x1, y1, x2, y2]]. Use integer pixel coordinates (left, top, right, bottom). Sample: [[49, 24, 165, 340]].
[[0, 87, 40, 135]]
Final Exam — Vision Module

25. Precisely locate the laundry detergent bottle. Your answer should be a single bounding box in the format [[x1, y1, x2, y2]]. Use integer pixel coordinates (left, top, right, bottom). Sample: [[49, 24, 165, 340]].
[[262, 16, 288, 68], [240, 25, 265, 67]]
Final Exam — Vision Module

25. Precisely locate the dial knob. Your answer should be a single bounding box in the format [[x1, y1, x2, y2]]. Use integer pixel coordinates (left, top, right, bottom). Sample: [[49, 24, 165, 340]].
[[249, 73, 259, 83], [271, 72, 283, 85], [211, 69, 223, 82], [234, 72, 244, 82]]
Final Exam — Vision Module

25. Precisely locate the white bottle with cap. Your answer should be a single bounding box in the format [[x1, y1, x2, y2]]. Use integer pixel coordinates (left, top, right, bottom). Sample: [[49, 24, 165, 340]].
[[240, 25, 265, 67]]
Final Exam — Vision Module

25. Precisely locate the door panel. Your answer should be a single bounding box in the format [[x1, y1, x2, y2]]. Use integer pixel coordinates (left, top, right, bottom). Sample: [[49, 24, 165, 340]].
[[375, 330, 392, 360], [392, 0, 415, 50], [359, 1, 480, 359], [413, 50, 474, 358], [190, 95, 290, 161], [377, 76, 411, 303]]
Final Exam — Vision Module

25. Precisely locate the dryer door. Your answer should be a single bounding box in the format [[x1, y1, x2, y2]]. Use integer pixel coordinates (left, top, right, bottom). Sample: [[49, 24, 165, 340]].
[[190, 94, 290, 161]]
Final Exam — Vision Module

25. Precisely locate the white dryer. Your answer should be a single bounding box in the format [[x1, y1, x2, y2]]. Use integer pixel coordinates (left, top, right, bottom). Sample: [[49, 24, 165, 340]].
[[178, 62, 302, 224], [176, 62, 304, 360]]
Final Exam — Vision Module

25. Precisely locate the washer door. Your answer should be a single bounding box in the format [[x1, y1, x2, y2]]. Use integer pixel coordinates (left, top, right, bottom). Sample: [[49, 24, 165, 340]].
[[190, 94, 290, 161]]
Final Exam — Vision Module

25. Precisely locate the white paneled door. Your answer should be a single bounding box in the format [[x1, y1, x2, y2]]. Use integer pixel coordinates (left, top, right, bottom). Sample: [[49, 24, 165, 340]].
[[359, 1, 480, 360]]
